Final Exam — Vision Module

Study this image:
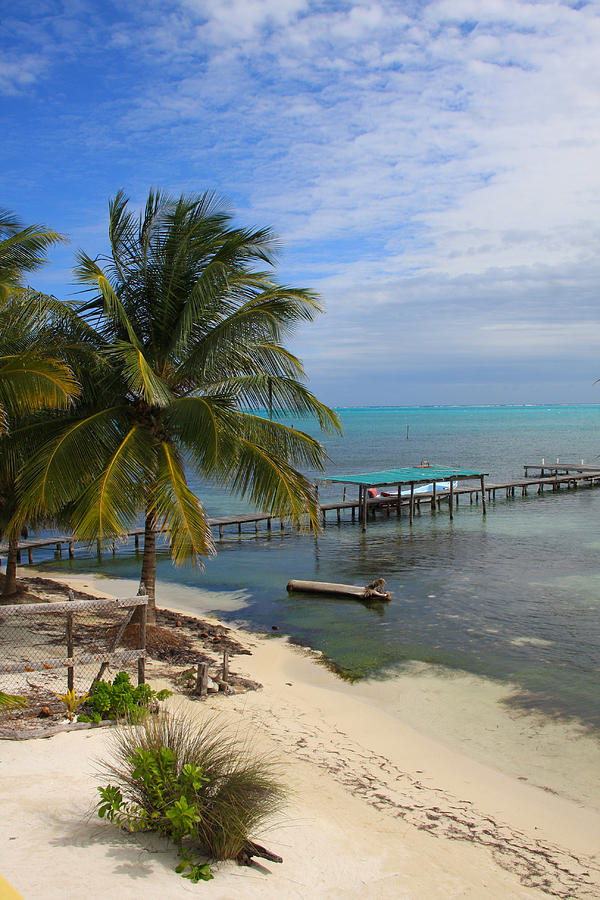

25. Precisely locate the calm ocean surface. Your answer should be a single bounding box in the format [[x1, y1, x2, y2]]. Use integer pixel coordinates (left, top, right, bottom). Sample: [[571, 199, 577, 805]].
[[38, 406, 600, 733]]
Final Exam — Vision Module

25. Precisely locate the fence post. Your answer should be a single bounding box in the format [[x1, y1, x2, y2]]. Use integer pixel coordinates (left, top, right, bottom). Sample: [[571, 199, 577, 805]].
[[66, 589, 75, 692], [137, 601, 147, 686]]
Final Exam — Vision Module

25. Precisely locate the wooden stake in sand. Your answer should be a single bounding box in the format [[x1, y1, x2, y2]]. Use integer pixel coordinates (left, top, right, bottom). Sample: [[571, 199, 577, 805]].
[[195, 662, 209, 696], [222, 650, 229, 683]]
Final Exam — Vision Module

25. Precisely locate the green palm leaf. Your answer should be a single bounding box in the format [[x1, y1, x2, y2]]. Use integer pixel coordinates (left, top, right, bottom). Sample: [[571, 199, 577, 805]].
[[0, 209, 65, 299], [0, 354, 80, 424], [68, 425, 155, 541], [107, 341, 173, 407], [16, 408, 130, 520], [152, 442, 215, 565]]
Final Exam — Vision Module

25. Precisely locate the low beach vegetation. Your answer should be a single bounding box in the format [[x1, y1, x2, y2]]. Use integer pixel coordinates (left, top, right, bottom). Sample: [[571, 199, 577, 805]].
[[78, 671, 171, 724], [96, 709, 285, 881], [56, 687, 88, 722]]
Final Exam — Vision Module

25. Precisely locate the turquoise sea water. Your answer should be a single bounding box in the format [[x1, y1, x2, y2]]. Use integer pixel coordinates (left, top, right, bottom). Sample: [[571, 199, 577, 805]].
[[36, 405, 600, 733]]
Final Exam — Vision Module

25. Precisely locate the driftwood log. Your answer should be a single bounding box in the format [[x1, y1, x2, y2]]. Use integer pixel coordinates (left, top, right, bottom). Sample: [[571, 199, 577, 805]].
[[237, 840, 283, 866], [286, 579, 391, 602]]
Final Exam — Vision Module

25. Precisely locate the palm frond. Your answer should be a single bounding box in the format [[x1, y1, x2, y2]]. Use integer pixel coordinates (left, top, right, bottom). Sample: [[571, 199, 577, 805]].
[[0, 209, 66, 298], [224, 431, 320, 528], [168, 402, 324, 527], [15, 407, 130, 521], [172, 287, 321, 387], [107, 341, 173, 407], [0, 353, 80, 423], [195, 375, 341, 431], [67, 425, 155, 540], [151, 441, 215, 565], [73, 252, 141, 346]]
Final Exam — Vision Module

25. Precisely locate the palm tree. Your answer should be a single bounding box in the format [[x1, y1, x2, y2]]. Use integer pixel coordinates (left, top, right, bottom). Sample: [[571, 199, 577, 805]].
[[17, 189, 340, 621], [0, 209, 64, 299], [0, 290, 83, 596], [0, 292, 81, 436], [0, 211, 75, 434], [0, 211, 79, 596]]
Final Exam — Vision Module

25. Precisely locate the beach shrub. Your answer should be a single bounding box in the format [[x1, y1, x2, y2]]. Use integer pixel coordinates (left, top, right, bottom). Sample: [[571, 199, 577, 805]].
[[96, 710, 285, 879], [78, 672, 171, 723]]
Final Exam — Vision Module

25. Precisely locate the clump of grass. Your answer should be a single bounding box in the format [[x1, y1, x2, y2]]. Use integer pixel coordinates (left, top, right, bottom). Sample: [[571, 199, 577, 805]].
[[97, 709, 286, 865]]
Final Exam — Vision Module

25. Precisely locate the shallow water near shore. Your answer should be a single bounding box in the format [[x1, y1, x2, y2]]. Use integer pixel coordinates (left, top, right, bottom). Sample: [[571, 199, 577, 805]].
[[32, 405, 600, 805]]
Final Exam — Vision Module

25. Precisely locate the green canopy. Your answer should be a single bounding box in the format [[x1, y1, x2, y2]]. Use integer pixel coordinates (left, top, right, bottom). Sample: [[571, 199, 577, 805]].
[[320, 464, 487, 487]]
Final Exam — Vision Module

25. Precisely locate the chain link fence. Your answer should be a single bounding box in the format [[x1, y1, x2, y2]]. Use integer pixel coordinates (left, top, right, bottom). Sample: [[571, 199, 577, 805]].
[[0, 595, 147, 724]]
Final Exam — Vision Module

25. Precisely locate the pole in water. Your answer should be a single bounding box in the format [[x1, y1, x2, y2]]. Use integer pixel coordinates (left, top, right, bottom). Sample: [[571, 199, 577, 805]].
[[406, 424, 409, 440]]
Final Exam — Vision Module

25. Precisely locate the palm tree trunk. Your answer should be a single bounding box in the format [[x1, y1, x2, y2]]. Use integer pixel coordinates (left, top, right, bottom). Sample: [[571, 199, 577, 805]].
[[2, 536, 19, 597], [139, 512, 157, 624]]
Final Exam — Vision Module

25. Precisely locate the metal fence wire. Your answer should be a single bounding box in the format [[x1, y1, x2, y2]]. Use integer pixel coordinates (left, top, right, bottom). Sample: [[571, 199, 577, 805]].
[[0, 594, 147, 720]]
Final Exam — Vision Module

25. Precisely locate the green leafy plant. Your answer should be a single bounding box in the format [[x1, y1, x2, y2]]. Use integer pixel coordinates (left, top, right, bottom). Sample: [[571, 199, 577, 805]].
[[96, 710, 285, 881], [78, 672, 171, 723], [97, 741, 212, 881], [56, 687, 88, 722]]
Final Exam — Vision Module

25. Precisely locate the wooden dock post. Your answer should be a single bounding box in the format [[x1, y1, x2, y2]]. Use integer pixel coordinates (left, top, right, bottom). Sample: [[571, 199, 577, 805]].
[[28, 547, 33, 565], [96, 539, 102, 558], [431, 481, 436, 514], [409, 483, 415, 525], [362, 486, 368, 532], [480, 475, 486, 515], [68, 541, 74, 558], [449, 480, 454, 520], [134, 533, 139, 550]]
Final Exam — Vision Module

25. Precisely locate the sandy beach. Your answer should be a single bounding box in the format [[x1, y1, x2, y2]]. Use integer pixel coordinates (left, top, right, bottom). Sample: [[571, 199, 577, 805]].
[[1, 571, 599, 899]]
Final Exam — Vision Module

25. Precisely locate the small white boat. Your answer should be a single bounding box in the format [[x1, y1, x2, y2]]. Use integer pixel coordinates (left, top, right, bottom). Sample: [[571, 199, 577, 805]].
[[368, 482, 455, 499]]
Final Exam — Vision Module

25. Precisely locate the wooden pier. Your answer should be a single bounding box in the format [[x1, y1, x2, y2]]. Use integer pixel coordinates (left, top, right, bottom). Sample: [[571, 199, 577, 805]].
[[2, 464, 600, 563]]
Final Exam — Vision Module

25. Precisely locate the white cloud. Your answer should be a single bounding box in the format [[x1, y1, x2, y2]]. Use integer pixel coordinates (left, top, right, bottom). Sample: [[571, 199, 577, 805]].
[[4, 0, 600, 402], [0, 52, 46, 94]]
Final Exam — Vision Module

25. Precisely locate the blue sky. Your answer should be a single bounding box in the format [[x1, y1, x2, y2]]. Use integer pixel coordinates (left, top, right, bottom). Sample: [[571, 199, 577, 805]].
[[3, 0, 600, 406]]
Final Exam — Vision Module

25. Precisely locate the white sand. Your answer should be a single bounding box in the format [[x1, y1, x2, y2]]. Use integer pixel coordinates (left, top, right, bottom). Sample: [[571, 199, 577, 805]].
[[1, 571, 599, 898]]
